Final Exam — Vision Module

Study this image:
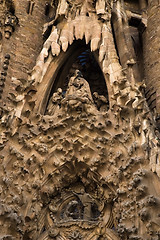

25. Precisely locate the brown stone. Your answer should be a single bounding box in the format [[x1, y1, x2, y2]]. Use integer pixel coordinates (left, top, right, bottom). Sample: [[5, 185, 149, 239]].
[[0, 0, 160, 239]]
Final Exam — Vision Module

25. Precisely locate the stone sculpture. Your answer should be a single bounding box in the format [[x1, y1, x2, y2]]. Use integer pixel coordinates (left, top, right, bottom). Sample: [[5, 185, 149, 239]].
[[0, 0, 160, 239], [47, 87, 63, 115]]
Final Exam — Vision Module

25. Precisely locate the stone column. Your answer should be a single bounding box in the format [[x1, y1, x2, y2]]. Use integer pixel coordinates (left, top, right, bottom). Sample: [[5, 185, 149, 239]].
[[143, 0, 160, 115]]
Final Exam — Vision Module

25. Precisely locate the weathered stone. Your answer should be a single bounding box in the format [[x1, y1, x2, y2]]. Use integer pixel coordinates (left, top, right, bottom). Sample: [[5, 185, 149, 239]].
[[0, 0, 160, 239]]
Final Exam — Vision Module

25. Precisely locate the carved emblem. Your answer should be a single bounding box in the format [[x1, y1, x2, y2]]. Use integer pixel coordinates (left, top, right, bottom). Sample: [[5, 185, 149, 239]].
[[69, 231, 82, 239], [24, 162, 119, 239], [40, 187, 112, 239]]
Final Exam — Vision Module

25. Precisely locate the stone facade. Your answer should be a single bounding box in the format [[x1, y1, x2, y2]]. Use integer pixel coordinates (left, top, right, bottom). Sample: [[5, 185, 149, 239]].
[[0, 0, 160, 239]]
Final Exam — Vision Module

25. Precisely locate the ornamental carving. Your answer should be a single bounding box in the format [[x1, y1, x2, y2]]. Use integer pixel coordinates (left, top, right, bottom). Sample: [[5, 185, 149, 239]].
[[24, 162, 118, 240], [0, 0, 160, 240], [4, 12, 18, 39]]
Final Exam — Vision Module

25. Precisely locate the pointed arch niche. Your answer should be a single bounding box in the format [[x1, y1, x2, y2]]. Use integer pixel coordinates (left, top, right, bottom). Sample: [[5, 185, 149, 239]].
[[39, 39, 109, 115]]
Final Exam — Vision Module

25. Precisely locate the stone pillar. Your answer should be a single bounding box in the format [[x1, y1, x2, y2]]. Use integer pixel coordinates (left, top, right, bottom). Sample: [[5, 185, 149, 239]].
[[143, 0, 160, 115]]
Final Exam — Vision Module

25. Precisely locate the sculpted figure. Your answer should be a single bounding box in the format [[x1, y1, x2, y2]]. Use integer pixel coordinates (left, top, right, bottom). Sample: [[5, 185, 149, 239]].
[[93, 91, 109, 111], [62, 70, 96, 114], [47, 88, 63, 115], [77, 190, 94, 221], [66, 70, 93, 102]]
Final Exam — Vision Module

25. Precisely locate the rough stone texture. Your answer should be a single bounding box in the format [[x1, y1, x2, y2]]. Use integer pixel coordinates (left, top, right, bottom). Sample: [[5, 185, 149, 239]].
[[143, 0, 160, 116], [0, 0, 160, 240], [0, 0, 47, 105]]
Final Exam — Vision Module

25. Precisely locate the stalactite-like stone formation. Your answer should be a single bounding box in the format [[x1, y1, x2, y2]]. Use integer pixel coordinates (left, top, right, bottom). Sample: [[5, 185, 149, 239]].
[[0, 0, 160, 240]]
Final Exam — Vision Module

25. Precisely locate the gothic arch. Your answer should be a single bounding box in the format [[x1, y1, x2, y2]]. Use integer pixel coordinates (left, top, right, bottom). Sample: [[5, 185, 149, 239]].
[[39, 40, 87, 115], [29, 3, 121, 116], [44, 40, 109, 115], [32, 39, 110, 116]]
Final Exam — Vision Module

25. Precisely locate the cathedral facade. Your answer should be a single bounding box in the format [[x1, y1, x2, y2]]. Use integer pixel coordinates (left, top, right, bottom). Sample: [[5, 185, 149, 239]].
[[0, 0, 160, 239]]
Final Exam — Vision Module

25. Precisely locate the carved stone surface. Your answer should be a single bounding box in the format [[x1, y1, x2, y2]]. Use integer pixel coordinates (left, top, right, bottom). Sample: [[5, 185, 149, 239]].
[[4, 12, 18, 39], [32, 162, 114, 240], [0, 0, 160, 240]]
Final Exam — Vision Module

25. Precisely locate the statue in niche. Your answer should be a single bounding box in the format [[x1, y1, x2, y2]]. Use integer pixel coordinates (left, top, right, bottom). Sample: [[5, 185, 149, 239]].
[[65, 69, 93, 102], [46, 70, 97, 115], [61, 70, 98, 114], [46, 87, 63, 115]]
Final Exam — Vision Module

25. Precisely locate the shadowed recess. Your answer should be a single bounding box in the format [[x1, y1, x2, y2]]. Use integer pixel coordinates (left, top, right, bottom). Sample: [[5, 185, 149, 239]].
[[45, 40, 109, 114]]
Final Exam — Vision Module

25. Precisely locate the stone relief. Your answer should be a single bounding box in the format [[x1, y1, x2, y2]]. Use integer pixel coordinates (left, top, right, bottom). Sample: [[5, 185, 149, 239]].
[[4, 11, 18, 39], [24, 162, 118, 240], [0, 1, 18, 39], [46, 51, 109, 115], [47, 70, 97, 115], [47, 88, 63, 115], [0, 0, 160, 240]]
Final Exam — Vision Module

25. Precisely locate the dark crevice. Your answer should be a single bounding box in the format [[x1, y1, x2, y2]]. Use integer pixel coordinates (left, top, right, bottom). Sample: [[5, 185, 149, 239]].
[[145, 87, 154, 97], [146, 91, 156, 102], [27, 1, 35, 15], [148, 99, 156, 108], [129, 17, 141, 28], [45, 2, 50, 15]]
